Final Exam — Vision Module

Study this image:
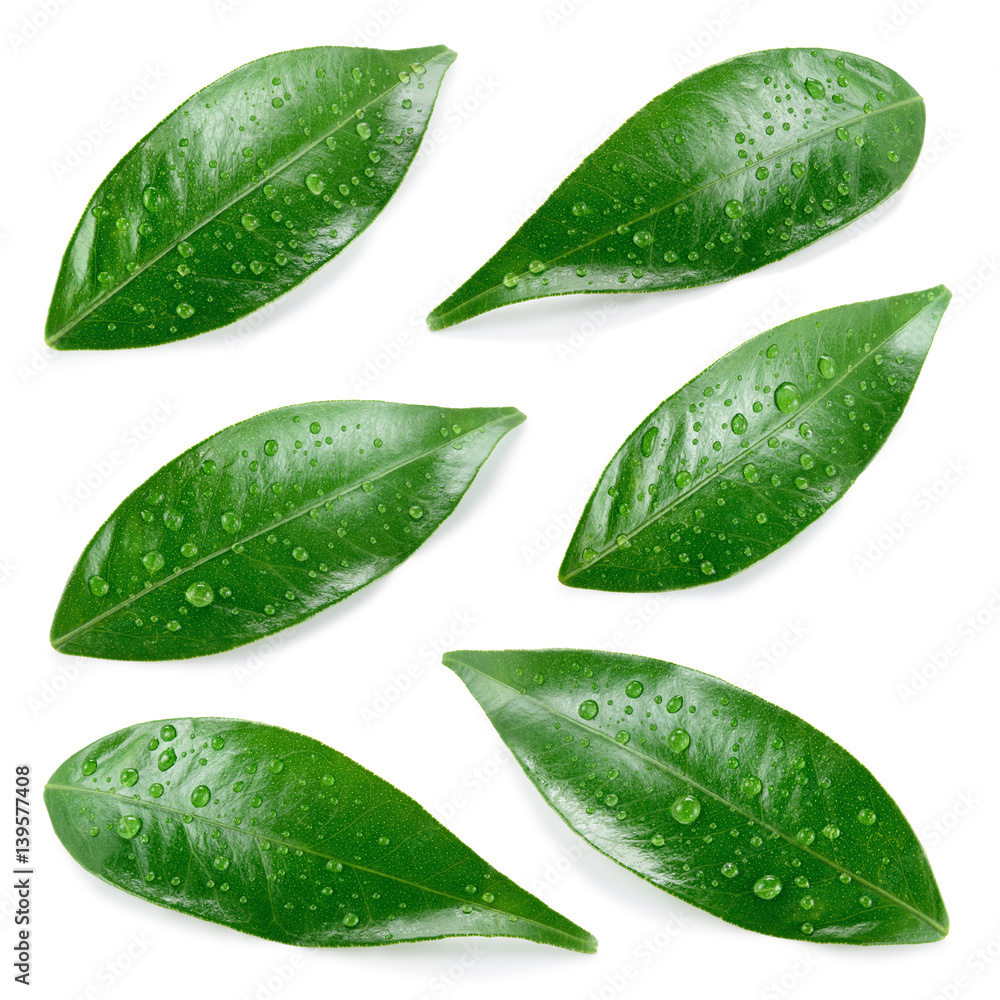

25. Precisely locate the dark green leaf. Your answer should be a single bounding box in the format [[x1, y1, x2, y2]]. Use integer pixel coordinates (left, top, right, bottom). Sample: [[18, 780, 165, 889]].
[[44, 717, 596, 951], [428, 48, 923, 331], [46, 45, 455, 350], [51, 401, 523, 659], [560, 286, 949, 591], [444, 649, 948, 945]]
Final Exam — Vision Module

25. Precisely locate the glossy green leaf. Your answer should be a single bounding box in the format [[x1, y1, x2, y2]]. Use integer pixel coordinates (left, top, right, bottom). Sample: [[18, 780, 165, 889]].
[[444, 649, 947, 945], [428, 48, 923, 330], [51, 401, 523, 659], [46, 45, 455, 350], [45, 717, 596, 951], [560, 286, 949, 591]]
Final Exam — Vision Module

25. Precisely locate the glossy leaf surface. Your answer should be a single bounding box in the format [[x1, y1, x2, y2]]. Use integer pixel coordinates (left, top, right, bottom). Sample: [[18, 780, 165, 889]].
[[445, 649, 947, 945], [428, 48, 923, 330], [51, 401, 523, 659], [560, 286, 949, 591], [45, 717, 596, 951], [46, 45, 455, 350]]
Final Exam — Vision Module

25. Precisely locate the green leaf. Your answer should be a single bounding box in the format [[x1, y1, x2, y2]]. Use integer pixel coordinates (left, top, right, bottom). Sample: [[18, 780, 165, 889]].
[[51, 401, 523, 660], [46, 45, 455, 350], [428, 48, 923, 331], [560, 286, 949, 592], [444, 649, 948, 945], [44, 717, 596, 952]]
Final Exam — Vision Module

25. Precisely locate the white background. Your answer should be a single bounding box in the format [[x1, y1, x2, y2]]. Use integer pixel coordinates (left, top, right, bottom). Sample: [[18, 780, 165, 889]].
[[3, 0, 998, 998]]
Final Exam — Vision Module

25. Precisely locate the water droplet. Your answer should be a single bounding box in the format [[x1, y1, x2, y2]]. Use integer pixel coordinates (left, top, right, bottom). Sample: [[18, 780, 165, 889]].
[[185, 582, 215, 608], [857, 808, 877, 826], [821, 824, 840, 840], [671, 794, 701, 825], [666, 695, 683, 713], [149, 783, 164, 798], [674, 470, 692, 489], [774, 381, 801, 413], [640, 426, 658, 457], [633, 229, 652, 247], [650, 833, 665, 847], [741, 775, 762, 797], [625, 680, 644, 698], [753, 875, 782, 900], [817, 356, 836, 379], [804, 78, 825, 100], [731, 413, 748, 435], [742, 463, 758, 484], [755, 166, 769, 181], [88, 575, 109, 597], [502, 272, 518, 289], [81, 758, 97, 776], [342, 912, 360, 927], [614, 730, 630, 745], [722, 862, 739, 878], [700, 560, 715, 577], [795, 827, 815, 846], [800, 895, 815, 910], [305, 173, 325, 195], [724, 199, 745, 219], [221, 511, 241, 534], [859, 895, 873, 908], [667, 728, 690, 752], [241, 214, 260, 231], [119, 768, 138, 787], [190, 785, 211, 808], [268, 759, 284, 774], [175, 302, 195, 319], [355, 122, 372, 140], [791, 161, 806, 179], [117, 816, 142, 839]]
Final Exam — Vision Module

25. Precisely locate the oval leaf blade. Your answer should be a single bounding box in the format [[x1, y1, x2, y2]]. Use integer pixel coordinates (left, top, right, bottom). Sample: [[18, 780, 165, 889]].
[[51, 401, 523, 659], [46, 45, 456, 350], [428, 48, 923, 330], [444, 649, 948, 945], [45, 717, 596, 951], [560, 286, 949, 591]]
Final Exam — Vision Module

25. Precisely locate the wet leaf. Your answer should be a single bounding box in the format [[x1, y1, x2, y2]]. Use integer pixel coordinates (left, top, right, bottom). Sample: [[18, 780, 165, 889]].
[[45, 717, 596, 951], [560, 286, 949, 591], [428, 48, 923, 330], [46, 45, 455, 350], [51, 401, 523, 659], [444, 649, 948, 945]]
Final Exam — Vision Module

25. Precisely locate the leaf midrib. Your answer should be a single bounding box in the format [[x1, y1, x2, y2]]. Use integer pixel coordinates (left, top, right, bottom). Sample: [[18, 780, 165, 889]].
[[47, 48, 453, 346], [561, 288, 945, 582], [45, 780, 585, 947], [448, 654, 947, 937], [430, 94, 922, 326], [52, 410, 519, 648]]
